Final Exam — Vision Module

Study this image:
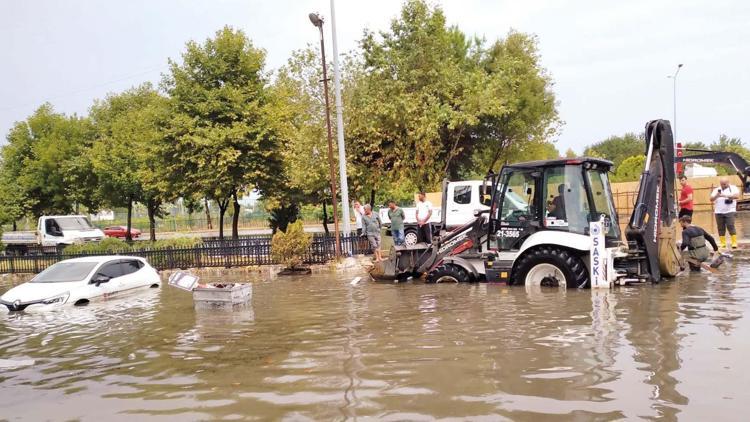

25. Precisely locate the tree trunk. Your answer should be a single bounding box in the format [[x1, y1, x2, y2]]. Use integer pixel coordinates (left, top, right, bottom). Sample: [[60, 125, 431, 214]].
[[204, 198, 213, 230], [322, 199, 329, 235], [231, 191, 240, 240], [217, 197, 230, 240], [13, 221, 17, 231], [369, 189, 376, 209], [126, 196, 133, 243], [147, 199, 157, 242]]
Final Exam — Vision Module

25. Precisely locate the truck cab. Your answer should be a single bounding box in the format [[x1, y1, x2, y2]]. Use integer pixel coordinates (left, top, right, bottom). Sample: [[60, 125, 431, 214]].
[[38, 215, 105, 247], [2, 215, 105, 255]]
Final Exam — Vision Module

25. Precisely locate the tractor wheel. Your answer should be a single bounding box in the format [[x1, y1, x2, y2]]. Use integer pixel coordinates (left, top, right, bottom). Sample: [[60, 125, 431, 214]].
[[404, 229, 419, 246], [427, 264, 470, 283], [512, 246, 589, 288]]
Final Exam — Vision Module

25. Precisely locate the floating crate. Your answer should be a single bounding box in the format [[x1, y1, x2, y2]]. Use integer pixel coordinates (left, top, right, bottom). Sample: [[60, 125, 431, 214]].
[[192, 283, 252, 310]]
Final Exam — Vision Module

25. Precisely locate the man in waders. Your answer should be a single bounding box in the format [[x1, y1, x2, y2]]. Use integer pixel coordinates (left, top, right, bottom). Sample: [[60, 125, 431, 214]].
[[679, 215, 720, 271]]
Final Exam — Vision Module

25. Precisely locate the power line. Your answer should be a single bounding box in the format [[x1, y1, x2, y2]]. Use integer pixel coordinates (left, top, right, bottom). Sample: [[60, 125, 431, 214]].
[[0, 64, 167, 112]]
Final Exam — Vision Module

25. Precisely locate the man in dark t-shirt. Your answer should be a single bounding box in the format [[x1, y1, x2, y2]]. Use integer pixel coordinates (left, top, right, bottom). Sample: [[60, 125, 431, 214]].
[[679, 215, 719, 271]]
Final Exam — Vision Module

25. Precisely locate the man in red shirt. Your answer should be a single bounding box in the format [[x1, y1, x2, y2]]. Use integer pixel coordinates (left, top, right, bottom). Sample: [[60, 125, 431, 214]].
[[678, 175, 694, 218]]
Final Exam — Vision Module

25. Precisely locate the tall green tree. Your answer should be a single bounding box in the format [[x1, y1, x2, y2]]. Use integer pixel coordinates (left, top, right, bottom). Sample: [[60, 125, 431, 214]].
[[469, 31, 560, 174], [1, 104, 99, 219], [273, 47, 336, 231], [160, 26, 283, 239], [89, 83, 172, 241], [346, 0, 559, 197]]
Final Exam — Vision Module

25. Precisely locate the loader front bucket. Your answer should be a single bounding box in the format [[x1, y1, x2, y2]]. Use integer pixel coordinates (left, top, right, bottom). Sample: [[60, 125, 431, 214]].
[[369, 254, 399, 280]]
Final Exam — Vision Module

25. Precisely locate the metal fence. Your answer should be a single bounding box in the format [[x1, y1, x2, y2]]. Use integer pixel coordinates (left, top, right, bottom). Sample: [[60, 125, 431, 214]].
[[0, 234, 372, 274]]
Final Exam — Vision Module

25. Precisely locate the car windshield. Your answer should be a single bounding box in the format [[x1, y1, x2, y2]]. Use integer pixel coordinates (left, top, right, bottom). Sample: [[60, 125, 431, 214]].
[[31, 262, 99, 283], [55, 217, 95, 230]]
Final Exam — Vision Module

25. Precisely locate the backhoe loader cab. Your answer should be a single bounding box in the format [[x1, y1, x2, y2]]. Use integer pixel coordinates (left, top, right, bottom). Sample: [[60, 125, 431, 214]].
[[490, 158, 621, 252], [478, 158, 624, 287]]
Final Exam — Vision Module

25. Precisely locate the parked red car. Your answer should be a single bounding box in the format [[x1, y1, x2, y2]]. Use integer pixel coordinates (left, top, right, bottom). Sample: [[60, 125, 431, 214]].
[[103, 226, 142, 239]]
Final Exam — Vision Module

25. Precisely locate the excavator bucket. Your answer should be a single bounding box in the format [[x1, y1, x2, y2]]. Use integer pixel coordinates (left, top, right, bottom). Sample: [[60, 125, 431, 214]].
[[658, 221, 683, 277]]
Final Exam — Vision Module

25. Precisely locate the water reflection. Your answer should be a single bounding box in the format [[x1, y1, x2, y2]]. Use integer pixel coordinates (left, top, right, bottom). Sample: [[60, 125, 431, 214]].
[[1, 259, 750, 420]]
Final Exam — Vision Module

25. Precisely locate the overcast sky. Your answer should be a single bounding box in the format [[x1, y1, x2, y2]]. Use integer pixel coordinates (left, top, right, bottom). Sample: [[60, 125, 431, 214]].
[[1, 0, 748, 154]]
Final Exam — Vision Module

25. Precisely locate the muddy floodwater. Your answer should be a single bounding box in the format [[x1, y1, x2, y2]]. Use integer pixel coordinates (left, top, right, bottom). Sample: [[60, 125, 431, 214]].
[[2, 260, 750, 421]]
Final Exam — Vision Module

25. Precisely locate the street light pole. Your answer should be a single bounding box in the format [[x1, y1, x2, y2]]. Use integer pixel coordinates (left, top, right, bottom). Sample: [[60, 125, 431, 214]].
[[309, 12, 341, 258], [329, 0, 351, 237], [667, 63, 683, 142]]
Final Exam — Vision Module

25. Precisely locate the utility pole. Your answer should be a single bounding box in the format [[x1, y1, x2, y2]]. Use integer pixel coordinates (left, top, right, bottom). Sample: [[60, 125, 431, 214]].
[[309, 12, 341, 258], [329, 0, 351, 238]]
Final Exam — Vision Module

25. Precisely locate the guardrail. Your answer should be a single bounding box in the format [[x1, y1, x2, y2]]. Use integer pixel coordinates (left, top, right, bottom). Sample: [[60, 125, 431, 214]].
[[0, 234, 372, 274]]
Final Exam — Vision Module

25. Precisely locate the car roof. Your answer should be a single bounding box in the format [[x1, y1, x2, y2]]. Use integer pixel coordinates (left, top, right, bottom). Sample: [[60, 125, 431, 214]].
[[59, 256, 146, 264]]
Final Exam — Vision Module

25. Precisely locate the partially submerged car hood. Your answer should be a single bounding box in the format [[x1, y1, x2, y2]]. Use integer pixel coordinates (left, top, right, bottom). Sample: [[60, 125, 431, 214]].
[[1, 281, 82, 302]]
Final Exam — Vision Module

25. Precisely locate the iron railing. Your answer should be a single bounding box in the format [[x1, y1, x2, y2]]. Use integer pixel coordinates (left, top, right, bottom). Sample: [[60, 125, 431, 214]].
[[0, 234, 371, 274]]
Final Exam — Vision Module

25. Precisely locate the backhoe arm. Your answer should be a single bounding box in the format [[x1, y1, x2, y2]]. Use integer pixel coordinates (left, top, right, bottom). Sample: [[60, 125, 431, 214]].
[[625, 119, 683, 281], [676, 149, 750, 193]]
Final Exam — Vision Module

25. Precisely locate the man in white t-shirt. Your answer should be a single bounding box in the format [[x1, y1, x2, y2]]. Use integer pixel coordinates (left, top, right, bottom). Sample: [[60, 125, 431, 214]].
[[710, 177, 740, 249], [416, 191, 433, 244], [353, 200, 365, 236]]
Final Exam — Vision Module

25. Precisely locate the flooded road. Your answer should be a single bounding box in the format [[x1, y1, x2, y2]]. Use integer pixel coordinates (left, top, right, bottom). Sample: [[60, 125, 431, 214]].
[[2, 261, 750, 421]]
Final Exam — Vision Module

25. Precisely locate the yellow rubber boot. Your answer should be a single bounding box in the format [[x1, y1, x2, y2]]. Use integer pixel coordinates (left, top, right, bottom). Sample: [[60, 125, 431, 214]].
[[719, 236, 726, 249], [731, 234, 738, 249]]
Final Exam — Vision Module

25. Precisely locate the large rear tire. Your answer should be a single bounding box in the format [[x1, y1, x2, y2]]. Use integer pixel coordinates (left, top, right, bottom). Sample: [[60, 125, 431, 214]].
[[427, 264, 470, 283], [512, 246, 589, 288]]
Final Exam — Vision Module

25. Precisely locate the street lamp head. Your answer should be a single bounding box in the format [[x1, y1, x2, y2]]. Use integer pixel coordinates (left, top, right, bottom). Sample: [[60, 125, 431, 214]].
[[309, 13, 324, 27], [678, 63, 684, 68]]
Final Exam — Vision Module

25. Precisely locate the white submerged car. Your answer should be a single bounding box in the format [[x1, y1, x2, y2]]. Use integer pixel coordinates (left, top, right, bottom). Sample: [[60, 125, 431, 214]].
[[0, 256, 161, 312]]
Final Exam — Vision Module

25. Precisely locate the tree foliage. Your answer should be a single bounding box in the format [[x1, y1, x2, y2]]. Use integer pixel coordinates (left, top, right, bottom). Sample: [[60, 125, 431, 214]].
[[346, 0, 559, 195], [1, 3, 564, 237], [611, 155, 646, 182], [1, 104, 98, 219], [583, 132, 643, 168]]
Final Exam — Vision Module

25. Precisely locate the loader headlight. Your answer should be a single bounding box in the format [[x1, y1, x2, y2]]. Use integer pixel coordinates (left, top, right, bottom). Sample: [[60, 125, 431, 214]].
[[42, 292, 69, 305]]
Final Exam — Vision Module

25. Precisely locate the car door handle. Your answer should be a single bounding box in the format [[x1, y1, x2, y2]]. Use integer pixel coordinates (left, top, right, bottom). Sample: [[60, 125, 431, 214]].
[[450, 209, 459, 212]]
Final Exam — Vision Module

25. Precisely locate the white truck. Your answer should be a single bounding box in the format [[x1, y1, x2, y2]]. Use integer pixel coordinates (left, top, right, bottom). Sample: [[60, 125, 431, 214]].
[[2, 215, 105, 256], [379, 180, 491, 245]]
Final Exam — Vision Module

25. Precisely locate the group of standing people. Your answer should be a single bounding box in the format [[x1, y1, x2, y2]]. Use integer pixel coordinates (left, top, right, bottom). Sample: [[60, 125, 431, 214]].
[[351, 191, 434, 262], [678, 175, 739, 271]]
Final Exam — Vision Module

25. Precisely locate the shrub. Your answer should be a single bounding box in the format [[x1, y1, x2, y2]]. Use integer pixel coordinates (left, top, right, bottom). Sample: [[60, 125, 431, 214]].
[[63, 237, 203, 255], [64, 237, 130, 255], [142, 237, 203, 250], [271, 221, 312, 269]]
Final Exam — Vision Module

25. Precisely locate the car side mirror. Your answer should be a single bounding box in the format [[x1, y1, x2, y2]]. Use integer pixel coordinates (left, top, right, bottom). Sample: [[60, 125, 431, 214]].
[[92, 275, 111, 286]]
